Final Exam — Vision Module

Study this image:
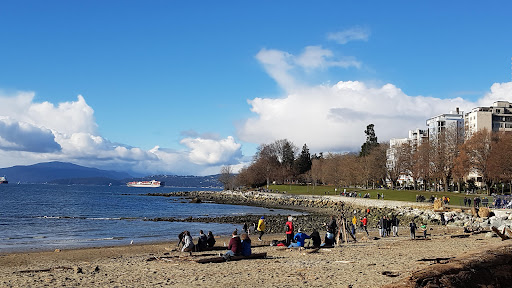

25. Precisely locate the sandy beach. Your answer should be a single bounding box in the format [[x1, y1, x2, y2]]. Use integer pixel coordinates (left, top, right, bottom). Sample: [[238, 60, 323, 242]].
[[1, 225, 509, 288]]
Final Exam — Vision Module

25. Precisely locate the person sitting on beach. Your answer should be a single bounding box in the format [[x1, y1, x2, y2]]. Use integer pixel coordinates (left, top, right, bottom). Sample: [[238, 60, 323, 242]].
[[310, 229, 321, 248], [177, 231, 186, 248], [196, 230, 208, 251], [241, 233, 251, 256], [288, 228, 311, 248], [181, 231, 194, 253], [222, 230, 242, 259], [206, 231, 216, 248]]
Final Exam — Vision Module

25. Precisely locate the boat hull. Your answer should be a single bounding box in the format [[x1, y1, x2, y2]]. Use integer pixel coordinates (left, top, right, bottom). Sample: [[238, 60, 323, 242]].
[[126, 180, 163, 188]]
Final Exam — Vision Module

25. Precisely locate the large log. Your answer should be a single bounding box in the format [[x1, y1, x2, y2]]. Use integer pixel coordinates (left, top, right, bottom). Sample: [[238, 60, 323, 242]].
[[196, 252, 267, 264]]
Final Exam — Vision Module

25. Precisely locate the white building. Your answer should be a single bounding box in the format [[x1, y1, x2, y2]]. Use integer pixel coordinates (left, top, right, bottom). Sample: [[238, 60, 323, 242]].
[[465, 101, 512, 139], [426, 108, 464, 139]]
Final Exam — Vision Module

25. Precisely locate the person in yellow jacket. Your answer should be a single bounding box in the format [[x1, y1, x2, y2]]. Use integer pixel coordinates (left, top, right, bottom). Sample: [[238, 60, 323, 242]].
[[257, 216, 265, 241]]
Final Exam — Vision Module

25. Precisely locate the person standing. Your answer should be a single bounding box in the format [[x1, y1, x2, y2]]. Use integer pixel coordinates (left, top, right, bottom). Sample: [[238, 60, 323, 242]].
[[391, 216, 399, 237], [257, 216, 266, 241], [361, 215, 369, 236], [409, 221, 417, 240], [285, 215, 294, 246]]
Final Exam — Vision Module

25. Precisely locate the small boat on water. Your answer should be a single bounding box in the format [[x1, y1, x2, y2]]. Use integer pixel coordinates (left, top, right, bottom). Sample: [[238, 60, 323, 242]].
[[126, 180, 163, 188], [0, 176, 8, 184]]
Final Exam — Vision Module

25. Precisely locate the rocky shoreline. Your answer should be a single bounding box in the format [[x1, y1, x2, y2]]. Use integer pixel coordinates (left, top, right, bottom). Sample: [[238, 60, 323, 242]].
[[146, 190, 512, 237]]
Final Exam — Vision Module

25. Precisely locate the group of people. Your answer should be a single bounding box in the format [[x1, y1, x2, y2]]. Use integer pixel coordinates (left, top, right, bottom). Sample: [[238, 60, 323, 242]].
[[178, 230, 216, 253], [221, 230, 252, 259], [378, 215, 400, 237]]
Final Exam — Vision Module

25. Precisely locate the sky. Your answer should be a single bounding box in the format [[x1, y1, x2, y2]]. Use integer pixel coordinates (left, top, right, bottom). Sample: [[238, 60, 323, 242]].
[[1, 1, 512, 176]]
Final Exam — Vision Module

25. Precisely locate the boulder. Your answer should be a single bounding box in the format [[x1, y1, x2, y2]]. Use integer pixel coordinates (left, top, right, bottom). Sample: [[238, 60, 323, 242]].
[[478, 207, 491, 218]]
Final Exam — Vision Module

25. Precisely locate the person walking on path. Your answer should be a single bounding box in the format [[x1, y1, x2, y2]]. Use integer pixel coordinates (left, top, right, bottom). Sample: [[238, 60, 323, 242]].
[[257, 216, 266, 241], [285, 215, 294, 246]]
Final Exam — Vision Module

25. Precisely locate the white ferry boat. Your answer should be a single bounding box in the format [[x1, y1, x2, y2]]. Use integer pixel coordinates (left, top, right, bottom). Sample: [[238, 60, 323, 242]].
[[126, 180, 163, 188]]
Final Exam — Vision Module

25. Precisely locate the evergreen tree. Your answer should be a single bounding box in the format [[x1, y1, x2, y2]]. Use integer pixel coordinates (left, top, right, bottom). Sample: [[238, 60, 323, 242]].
[[360, 124, 379, 157], [296, 143, 312, 175]]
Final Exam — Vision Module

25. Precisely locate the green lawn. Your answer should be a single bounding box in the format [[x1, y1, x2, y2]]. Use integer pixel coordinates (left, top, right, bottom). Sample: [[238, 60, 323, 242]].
[[268, 184, 492, 206]]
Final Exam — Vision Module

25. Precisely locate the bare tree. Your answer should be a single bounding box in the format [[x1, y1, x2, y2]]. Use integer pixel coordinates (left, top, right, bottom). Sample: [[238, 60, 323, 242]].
[[459, 129, 493, 194], [219, 165, 237, 190]]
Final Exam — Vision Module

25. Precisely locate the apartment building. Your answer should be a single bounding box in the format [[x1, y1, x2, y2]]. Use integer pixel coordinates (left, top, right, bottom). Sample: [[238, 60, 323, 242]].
[[426, 108, 464, 139], [465, 101, 512, 138]]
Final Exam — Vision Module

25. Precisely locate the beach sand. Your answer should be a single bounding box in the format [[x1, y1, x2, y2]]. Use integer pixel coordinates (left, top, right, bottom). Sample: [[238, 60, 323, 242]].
[[1, 226, 508, 288]]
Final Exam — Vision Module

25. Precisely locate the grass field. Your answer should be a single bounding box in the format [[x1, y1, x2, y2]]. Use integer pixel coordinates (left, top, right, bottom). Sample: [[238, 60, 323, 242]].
[[268, 184, 493, 206]]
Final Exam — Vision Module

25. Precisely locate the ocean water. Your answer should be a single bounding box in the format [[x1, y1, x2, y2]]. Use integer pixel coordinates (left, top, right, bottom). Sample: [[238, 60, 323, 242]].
[[0, 184, 298, 252]]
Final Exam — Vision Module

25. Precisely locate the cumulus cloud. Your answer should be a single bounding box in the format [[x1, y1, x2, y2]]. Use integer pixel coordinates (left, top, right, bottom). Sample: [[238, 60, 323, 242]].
[[256, 46, 361, 92], [0, 117, 60, 152], [327, 27, 370, 44], [0, 91, 243, 176], [240, 46, 512, 154]]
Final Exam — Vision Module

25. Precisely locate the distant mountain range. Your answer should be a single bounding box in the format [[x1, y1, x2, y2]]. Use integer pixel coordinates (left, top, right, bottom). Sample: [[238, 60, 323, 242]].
[[0, 161, 223, 188]]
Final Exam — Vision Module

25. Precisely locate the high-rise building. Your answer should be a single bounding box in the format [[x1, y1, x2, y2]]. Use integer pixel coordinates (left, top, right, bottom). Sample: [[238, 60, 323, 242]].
[[426, 108, 464, 139]]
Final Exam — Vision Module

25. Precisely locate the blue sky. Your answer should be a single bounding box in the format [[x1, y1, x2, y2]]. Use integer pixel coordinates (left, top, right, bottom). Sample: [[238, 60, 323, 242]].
[[1, 1, 512, 175]]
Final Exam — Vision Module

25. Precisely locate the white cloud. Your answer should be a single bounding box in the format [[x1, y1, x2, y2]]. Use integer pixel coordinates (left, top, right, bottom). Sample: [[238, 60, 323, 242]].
[[327, 27, 370, 44], [180, 136, 242, 165], [240, 46, 512, 154], [256, 46, 361, 92], [0, 91, 243, 176]]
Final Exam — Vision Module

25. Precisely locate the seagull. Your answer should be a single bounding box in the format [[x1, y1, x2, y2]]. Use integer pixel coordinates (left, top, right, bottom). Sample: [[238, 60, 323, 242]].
[[130, 240, 134, 245]]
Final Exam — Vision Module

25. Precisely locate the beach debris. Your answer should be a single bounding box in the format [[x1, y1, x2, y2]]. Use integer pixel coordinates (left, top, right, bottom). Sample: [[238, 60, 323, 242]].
[[381, 271, 400, 277], [195, 252, 267, 264], [492, 226, 512, 241], [74, 266, 83, 274], [54, 249, 61, 253], [17, 266, 74, 273], [417, 257, 454, 264], [335, 260, 354, 264], [450, 234, 470, 238]]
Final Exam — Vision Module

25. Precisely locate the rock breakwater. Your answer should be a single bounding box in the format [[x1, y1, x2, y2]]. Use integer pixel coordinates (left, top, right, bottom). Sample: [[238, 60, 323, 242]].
[[146, 190, 512, 235]]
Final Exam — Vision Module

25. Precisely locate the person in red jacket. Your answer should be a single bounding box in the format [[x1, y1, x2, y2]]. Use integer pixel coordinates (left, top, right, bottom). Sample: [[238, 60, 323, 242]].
[[222, 230, 242, 259], [285, 215, 294, 246], [360, 216, 369, 236]]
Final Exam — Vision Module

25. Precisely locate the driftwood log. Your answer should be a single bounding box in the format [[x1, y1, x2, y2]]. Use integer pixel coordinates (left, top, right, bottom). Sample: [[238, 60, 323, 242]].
[[196, 252, 267, 264], [492, 226, 512, 241]]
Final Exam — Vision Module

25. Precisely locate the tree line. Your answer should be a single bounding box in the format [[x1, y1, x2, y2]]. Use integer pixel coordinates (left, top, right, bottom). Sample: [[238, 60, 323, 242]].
[[219, 124, 512, 195]]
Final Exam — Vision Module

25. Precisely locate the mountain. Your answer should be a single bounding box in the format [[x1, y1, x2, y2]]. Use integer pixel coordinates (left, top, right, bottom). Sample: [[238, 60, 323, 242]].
[[0, 161, 224, 187], [0, 161, 132, 184]]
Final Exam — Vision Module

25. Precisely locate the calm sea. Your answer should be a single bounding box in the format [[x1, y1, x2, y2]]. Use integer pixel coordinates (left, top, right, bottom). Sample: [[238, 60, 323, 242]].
[[0, 184, 297, 253]]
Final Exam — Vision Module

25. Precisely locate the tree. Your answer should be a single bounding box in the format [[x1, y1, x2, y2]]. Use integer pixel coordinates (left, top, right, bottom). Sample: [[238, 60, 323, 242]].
[[487, 132, 512, 194], [254, 143, 280, 188], [360, 124, 379, 157], [412, 141, 431, 191], [295, 143, 312, 176], [218, 166, 237, 190], [459, 129, 493, 194]]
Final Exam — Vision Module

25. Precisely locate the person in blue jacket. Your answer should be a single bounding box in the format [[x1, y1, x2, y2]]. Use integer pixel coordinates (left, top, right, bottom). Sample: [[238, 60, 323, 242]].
[[241, 233, 251, 256], [288, 228, 311, 248]]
